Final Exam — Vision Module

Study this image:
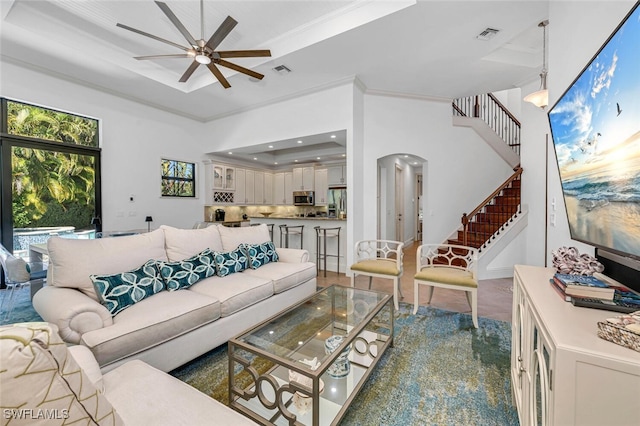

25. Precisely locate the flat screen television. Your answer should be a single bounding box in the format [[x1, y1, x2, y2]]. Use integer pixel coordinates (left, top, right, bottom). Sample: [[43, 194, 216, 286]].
[[548, 2, 640, 259], [548, 1, 640, 288]]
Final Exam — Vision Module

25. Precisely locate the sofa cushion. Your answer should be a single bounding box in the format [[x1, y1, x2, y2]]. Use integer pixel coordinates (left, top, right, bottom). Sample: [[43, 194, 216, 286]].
[[242, 241, 279, 269], [158, 248, 216, 291], [103, 360, 257, 426], [91, 259, 165, 316], [213, 247, 249, 277], [161, 225, 223, 261], [80, 291, 220, 367], [0, 323, 124, 425], [243, 261, 317, 293], [189, 274, 273, 317], [218, 223, 271, 251], [47, 229, 167, 301]]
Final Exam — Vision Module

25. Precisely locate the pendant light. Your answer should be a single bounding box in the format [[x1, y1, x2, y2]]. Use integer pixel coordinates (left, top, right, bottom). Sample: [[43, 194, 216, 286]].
[[524, 20, 549, 109]]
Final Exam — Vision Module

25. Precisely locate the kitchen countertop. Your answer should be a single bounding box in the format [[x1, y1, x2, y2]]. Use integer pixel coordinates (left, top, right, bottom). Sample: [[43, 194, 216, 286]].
[[249, 216, 346, 221]]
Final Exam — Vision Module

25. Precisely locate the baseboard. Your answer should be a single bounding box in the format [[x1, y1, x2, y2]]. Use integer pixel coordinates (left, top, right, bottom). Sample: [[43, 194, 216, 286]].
[[479, 266, 514, 280]]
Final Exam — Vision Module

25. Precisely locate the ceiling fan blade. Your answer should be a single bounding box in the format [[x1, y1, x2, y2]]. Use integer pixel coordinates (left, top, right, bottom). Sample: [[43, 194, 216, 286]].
[[205, 16, 237, 51], [179, 61, 200, 82], [117, 23, 189, 51], [135, 54, 192, 60], [155, 1, 198, 47], [217, 59, 264, 80], [207, 63, 231, 88], [218, 50, 272, 58]]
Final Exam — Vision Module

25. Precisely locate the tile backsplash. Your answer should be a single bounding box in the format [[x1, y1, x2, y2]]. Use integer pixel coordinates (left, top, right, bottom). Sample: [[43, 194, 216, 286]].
[[204, 205, 328, 221]]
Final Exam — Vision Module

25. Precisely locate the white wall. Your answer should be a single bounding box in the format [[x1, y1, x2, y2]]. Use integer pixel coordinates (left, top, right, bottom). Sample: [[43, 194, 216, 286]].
[[521, 0, 636, 267], [361, 93, 516, 251], [1, 60, 207, 231]]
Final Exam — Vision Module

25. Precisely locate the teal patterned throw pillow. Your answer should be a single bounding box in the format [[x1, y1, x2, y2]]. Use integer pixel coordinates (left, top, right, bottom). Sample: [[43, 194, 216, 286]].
[[91, 260, 165, 316], [158, 248, 216, 291], [213, 246, 249, 277], [242, 241, 279, 269]]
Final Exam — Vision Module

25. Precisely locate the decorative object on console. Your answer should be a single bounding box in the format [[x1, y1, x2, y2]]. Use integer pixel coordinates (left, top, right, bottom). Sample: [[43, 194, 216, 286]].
[[324, 335, 352, 378], [524, 20, 549, 108], [597, 311, 640, 352], [91, 216, 102, 233], [116, 0, 271, 88], [551, 246, 604, 275], [145, 216, 153, 232], [288, 357, 323, 415]]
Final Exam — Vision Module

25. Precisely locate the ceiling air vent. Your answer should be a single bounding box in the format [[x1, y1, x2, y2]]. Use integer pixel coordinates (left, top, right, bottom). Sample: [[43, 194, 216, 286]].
[[272, 65, 292, 74], [476, 28, 500, 41]]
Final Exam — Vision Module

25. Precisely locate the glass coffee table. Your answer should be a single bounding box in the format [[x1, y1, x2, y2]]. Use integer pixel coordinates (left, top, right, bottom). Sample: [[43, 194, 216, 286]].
[[228, 285, 394, 426]]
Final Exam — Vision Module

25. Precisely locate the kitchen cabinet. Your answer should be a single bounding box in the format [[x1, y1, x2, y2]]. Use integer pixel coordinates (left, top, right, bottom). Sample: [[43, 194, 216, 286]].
[[327, 164, 347, 187], [274, 171, 293, 205], [213, 164, 235, 190], [254, 171, 264, 205], [263, 173, 273, 205], [235, 169, 255, 205], [511, 265, 640, 426], [314, 168, 328, 205], [292, 166, 314, 191]]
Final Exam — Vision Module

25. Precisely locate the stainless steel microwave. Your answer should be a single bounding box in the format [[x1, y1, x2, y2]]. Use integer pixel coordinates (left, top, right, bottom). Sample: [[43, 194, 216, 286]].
[[293, 191, 315, 206]]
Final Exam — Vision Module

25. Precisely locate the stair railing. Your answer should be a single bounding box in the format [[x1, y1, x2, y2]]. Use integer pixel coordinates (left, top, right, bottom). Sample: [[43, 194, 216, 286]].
[[452, 93, 521, 155], [461, 167, 523, 249]]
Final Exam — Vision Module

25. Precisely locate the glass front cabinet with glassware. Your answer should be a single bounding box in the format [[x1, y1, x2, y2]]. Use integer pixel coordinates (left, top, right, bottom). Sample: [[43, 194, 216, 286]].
[[511, 265, 640, 426]]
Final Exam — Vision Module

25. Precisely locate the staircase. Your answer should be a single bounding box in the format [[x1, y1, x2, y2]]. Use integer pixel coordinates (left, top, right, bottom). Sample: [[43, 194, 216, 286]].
[[448, 93, 526, 266]]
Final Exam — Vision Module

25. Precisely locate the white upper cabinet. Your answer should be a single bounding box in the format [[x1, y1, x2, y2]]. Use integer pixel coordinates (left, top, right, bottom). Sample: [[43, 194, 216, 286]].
[[213, 164, 235, 190], [292, 166, 315, 191], [327, 163, 347, 186], [314, 168, 328, 205], [274, 171, 293, 205]]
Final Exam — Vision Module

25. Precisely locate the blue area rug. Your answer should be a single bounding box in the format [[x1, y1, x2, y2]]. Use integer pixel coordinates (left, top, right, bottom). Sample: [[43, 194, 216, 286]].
[[171, 303, 519, 425], [0, 287, 42, 326]]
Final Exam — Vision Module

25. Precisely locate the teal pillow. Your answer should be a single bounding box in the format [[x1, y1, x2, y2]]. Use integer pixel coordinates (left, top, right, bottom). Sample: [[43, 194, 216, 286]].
[[158, 249, 216, 291], [213, 246, 249, 277], [242, 241, 279, 269], [91, 260, 164, 316]]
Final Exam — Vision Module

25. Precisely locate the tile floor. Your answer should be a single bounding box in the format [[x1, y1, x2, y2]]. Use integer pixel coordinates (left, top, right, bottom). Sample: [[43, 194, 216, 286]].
[[316, 242, 514, 323]]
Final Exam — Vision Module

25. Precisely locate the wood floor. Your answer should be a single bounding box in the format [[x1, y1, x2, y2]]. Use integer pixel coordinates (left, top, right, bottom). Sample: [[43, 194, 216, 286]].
[[315, 242, 514, 323]]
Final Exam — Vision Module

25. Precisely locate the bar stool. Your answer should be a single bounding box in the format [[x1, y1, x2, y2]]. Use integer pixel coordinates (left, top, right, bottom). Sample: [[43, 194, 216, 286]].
[[314, 226, 341, 277], [279, 225, 304, 249]]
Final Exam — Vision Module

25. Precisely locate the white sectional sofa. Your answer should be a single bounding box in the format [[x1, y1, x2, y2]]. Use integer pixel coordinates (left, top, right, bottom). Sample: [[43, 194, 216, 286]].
[[32, 224, 317, 372]]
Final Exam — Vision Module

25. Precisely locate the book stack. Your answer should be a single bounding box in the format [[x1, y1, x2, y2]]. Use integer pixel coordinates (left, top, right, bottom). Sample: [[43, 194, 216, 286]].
[[550, 273, 640, 313]]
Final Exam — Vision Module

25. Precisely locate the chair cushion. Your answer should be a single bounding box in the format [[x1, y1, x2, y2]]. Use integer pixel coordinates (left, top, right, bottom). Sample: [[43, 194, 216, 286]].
[[5, 256, 30, 282], [243, 261, 317, 293], [351, 259, 401, 276], [415, 266, 477, 288], [91, 259, 165, 316], [242, 241, 279, 269], [81, 291, 220, 366], [47, 229, 167, 301], [0, 323, 123, 425], [218, 223, 271, 251], [160, 225, 223, 262], [157, 249, 216, 291], [213, 247, 249, 277], [188, 274, 273, 317]]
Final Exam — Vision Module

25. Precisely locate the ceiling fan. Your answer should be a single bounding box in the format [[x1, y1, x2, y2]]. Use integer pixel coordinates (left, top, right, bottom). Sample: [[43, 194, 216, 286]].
[[117, 0, 271, 88]]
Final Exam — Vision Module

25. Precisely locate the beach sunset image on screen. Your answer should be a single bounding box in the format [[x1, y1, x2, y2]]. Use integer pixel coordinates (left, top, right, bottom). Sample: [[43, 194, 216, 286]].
[[548, 3, 640, 258]]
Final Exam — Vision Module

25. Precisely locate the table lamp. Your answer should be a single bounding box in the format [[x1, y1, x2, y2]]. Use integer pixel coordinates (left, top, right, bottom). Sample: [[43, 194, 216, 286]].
[[145, 216, 153, 232]]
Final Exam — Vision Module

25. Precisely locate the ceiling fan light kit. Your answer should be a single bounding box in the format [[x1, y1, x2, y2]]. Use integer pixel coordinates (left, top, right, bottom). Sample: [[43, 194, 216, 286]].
[[117, 0, 271, 89]]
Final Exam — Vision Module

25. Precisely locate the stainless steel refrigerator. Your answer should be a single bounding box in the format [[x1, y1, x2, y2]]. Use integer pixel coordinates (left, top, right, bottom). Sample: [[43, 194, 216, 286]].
[[327, 188, 347, 218]]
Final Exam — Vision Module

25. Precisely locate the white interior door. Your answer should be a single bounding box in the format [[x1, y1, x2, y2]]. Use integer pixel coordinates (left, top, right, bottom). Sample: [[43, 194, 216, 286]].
[[395, 165, 404, 242]]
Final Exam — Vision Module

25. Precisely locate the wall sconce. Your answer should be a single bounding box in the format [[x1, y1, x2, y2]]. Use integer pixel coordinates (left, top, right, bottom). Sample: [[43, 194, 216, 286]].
[[145, 216, 153, 232]]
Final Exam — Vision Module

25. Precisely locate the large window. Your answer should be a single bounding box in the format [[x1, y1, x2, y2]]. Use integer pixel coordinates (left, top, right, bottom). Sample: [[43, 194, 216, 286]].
[[1, 98, 101, 254], [161, 159, 195, 197]]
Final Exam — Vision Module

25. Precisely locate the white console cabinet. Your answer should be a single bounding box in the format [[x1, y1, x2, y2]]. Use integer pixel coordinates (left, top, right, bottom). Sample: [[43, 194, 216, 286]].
[[512, 265, 640, 426]]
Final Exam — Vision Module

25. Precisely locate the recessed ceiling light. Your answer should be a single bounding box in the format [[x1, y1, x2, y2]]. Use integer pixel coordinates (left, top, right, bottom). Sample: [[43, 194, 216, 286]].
[[294, 160, 298, 162], [413, 162, 418, 165], [268, 145, 274, 149], [274, 162, 278, 165], [297, 140, 303, 144], [330, 135, 336, 139], [404, 155, 409, 158], [317, 157, 321, 160], [228, 152, 233, 155], [253, 157, 258, 160], [342, 154, 346, 157]]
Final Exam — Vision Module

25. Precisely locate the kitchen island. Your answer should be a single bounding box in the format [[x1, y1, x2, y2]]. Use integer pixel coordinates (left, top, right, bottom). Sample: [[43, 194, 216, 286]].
[[249, 216, 346, 274]]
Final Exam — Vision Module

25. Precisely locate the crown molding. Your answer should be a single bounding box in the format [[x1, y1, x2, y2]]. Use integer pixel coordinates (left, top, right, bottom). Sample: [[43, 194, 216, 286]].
[[365, 88, 452, 103]]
